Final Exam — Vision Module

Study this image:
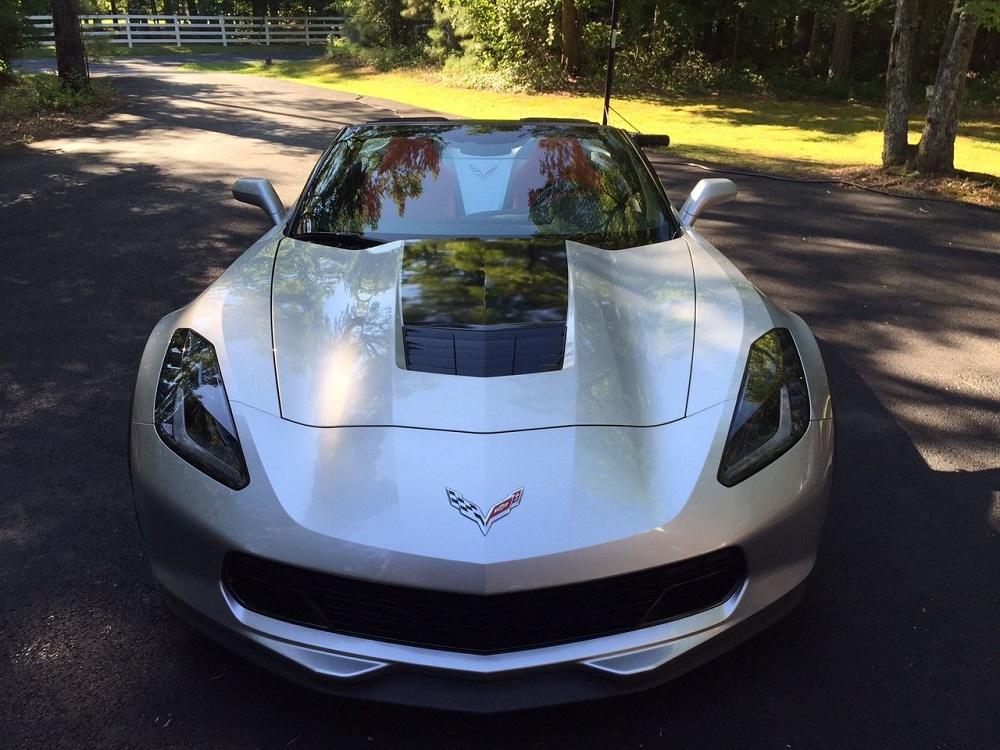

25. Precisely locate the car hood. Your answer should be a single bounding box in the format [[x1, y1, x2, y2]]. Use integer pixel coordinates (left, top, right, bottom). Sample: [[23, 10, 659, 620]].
[[270, 236, 697, 431]]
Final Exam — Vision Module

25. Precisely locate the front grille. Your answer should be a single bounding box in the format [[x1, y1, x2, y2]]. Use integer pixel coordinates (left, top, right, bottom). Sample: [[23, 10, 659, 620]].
[[223, 549, 746, 655]]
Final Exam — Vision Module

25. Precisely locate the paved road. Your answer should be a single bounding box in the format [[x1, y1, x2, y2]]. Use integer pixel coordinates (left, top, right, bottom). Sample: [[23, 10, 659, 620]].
[[1, 62, 998, 749]]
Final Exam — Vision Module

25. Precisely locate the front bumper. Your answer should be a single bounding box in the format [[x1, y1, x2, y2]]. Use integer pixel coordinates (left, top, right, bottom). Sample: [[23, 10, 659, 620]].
[[130, 404, 833, 711], [161, 580, 806, 711]]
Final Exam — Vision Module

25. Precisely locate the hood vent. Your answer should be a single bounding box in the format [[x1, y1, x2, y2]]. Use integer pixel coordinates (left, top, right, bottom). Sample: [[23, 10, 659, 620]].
[[404, 323, 566, 377], [400, 237, 569, 377]]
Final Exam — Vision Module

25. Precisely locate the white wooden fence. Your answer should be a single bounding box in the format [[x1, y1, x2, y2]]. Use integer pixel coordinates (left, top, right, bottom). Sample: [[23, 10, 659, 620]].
[[27, 14, 346, 48]]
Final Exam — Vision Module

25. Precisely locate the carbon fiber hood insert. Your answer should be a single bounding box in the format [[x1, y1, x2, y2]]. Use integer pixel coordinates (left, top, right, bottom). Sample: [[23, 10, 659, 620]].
[[400, 238, 569, 377]]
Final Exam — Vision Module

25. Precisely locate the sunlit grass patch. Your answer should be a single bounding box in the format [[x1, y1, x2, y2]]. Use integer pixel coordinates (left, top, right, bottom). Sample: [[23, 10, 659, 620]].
[[183, 57, 999, 181], [181, 60, 256, 73]]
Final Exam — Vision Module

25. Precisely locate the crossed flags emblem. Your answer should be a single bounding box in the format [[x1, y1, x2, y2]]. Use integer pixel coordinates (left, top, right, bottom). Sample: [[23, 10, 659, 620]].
[[446, 487, 524, 536]]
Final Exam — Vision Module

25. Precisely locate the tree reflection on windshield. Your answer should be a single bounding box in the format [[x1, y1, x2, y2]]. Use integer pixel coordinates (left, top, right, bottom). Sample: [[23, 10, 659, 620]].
[[292, 124, 675, 248], [526, 136, 647, 246], [297, 128, 447, 235], [371, 136, 443, 218]]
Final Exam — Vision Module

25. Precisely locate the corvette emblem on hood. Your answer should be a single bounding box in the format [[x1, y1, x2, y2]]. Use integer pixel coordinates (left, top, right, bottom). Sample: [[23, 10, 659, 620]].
[[447, 487, 523, 536]]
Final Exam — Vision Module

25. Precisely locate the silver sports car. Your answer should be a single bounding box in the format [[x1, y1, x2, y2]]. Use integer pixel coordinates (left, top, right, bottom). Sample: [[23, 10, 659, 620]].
[[129, 118, 834, 711]]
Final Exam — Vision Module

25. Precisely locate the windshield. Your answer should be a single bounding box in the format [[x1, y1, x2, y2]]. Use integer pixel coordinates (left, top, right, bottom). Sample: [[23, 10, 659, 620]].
[[290, 122, 678, 250]]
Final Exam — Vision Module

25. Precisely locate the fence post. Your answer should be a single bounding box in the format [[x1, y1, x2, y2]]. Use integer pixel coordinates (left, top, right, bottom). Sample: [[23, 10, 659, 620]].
[[125, 15, 133, 49], [173, 13, 180, 46], [221, 16, 227, 47], [305, 16, 310, 45], [264, 16, 270, 46]]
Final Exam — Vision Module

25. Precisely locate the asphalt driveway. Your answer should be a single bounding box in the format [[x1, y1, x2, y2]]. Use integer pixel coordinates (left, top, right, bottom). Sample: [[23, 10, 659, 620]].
[[1, 60, 998, 749]]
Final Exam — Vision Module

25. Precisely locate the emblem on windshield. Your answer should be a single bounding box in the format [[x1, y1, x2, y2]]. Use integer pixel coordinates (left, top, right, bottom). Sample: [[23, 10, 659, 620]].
[[447, 487, 523, 536], [469, 165, 498, 181]]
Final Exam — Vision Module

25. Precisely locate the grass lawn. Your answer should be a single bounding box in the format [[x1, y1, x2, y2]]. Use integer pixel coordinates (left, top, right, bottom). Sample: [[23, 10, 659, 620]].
[[7, 48, 997, 205], [181, 58, 1000, 184]]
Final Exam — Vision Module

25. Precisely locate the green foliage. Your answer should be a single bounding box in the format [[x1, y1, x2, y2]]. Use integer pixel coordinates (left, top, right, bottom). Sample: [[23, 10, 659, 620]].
[[418, 0, 474, 63], [326, 34, 426, 69], [13, 0, 987, 108], [360, 0, 569, 90], [342, 0, 428, 47], [762, 69, 885, 102], [0, 0, 30, 80], [0, 71, 97, 116], [966, 0, 1000, 31], [463, 0, 559, 66], [325, 34, 358, 63], [968, 68, 1000, 105], [84, 34, 119, 63], [440, 49, 564, 91], [578, 21, 766, 97], [649, 51, 763, 96], [358, 0, 565, 79], [343, 0, 390, 45]]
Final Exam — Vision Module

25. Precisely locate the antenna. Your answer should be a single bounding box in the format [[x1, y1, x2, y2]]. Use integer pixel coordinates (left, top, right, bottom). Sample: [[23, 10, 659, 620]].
[[601, 0, 622, 126]]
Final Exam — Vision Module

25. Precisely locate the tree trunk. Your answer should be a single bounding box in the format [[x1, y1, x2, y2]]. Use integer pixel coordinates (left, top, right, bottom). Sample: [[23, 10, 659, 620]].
[[882, 0, 920, 168], [828, 3, 855, 80], [731, 10, 741, 63], [388, 0, 405, 46], [913, 3, 981, 173], [560, 0, 581, 76], [52, 0, 89, 92], [805, 11, 822, 67]]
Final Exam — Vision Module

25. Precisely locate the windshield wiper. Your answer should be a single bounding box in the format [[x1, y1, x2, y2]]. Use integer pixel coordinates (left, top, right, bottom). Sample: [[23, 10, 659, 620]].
[[288, 231, 389, 249]]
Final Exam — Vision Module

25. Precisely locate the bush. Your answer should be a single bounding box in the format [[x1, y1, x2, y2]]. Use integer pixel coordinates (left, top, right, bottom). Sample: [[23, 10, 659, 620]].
[[325, 35, 427, 71], [662, 51, 765, 95], [421, 0, 474, 64], [0, 71, 97, 118], [342, 0, 396, 46], [440, 50, 563, 92], [456, 0, 559, 69], [968, 69, 1000, 107], [579, 26, 766, 97], [342, 0, 431, 48], [762, 69, 883, 102]]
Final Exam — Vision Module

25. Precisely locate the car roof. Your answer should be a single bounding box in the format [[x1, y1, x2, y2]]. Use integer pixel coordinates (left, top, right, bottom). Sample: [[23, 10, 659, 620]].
[[365, 117, 601, 127]]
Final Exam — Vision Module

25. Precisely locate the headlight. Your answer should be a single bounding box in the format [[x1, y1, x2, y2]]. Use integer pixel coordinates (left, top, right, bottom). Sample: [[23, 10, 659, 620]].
[[154, 329, 250, 490], [718, 328, 809, 487]]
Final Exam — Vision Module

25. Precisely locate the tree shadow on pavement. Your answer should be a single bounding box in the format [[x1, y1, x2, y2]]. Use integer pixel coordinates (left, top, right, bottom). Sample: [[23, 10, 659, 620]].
[[0, 143, 269, 747], [1, 101, 997, 750], [653, 155, 1000, 471], [66, 342, 995, 750], [84, 72, 432, 154]]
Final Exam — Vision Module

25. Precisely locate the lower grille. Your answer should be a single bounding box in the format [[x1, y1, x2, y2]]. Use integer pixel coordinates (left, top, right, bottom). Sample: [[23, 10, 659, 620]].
[[223, 549, 746, 655]]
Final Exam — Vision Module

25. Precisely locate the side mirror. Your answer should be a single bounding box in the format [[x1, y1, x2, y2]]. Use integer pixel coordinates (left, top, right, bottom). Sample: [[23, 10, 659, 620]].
[[632, 133, 671, 148], [232, 178, 286, 227], [679, 178, 737, 226]]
